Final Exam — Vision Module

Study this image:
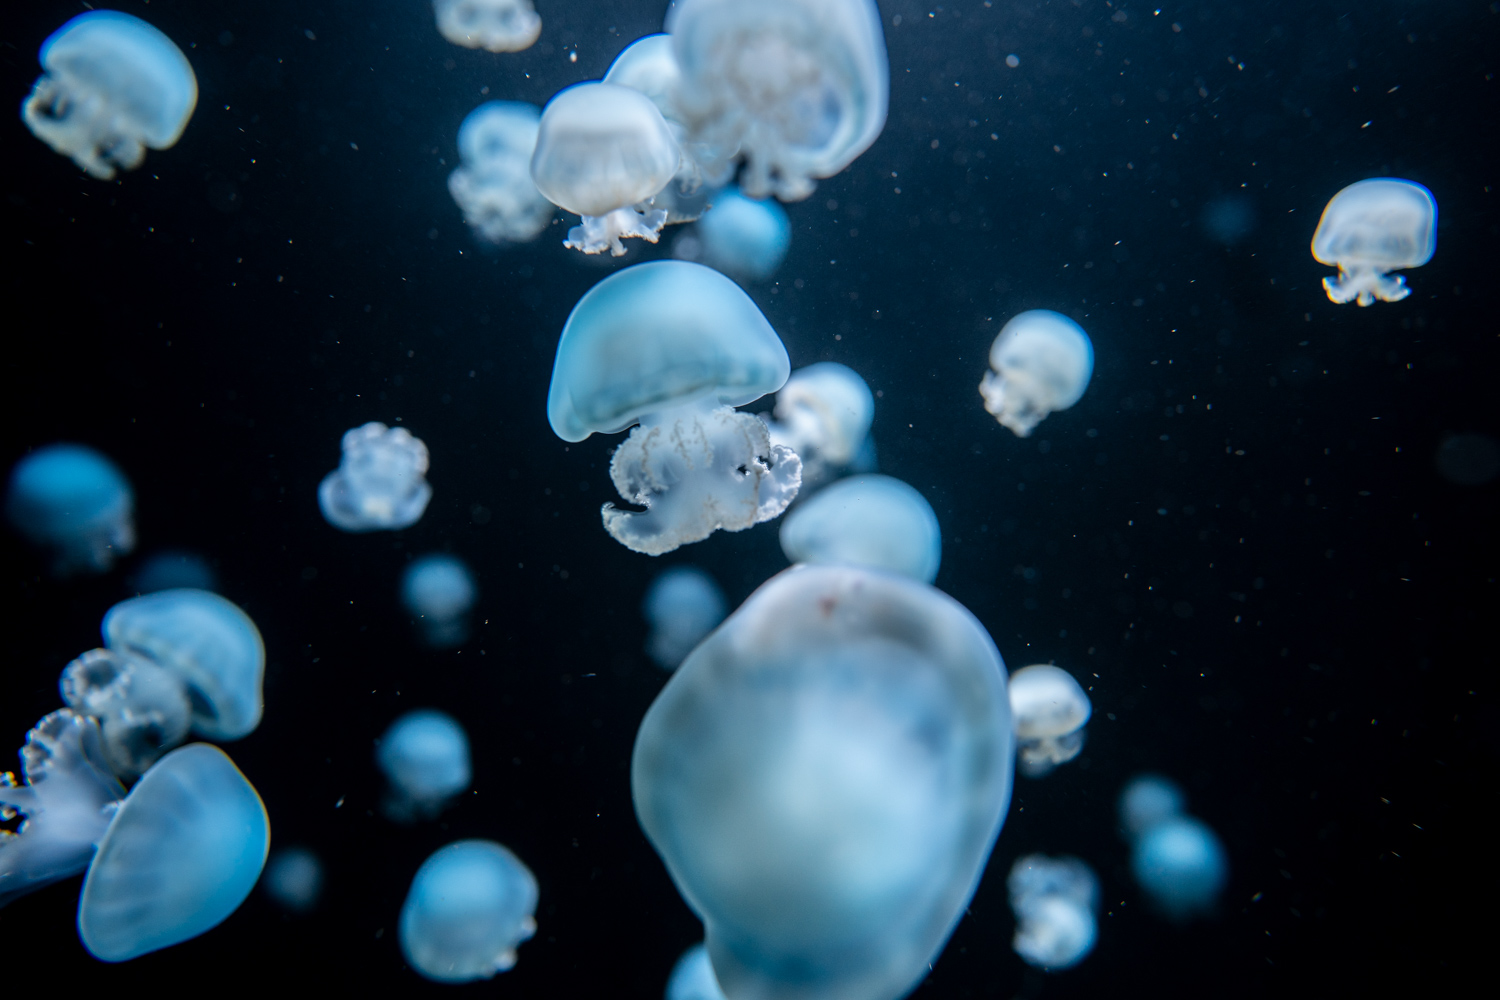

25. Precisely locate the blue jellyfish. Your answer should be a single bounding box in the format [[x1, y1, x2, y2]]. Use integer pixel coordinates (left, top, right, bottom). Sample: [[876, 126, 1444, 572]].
[[318, 422, 432, 532], [448, 101, 554, 244], [667, 943, 727, 1000], [21, 11, 197, 180], [130, 549, 217, 594], [6, 443, 135, 575], [1006, 854, 1099, 971], [1008, 664, 1092, 778], [59, 649, 191, 778], [433, 0, 541, 53], [1118, 774, 1228, 919], [401, 554, 477, 649], [1312, 178, 1437, 306], [643, 566, 728, 669], [762, 362, 876, 488], [261, 846, 323, 913], [779, 475, 941, 584], [632, 564, 1014, 1000], [1118, 774, 1187, 839], [547, 261, 801, 555], [376, 710, 471, 821], [400, 840, 539, 983], [681, 188, 791, 283], [979, 310, 1094, 438]]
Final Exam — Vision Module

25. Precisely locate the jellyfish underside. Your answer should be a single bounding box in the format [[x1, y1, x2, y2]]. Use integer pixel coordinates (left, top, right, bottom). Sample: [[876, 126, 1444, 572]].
[[319, 422, 432, 532], [1006, 855, 1098, 971], [1008, 664, 1091, 778], [60, 648, 192, 778], [433, 0, 541, 53], [448, 104, 552, 244]]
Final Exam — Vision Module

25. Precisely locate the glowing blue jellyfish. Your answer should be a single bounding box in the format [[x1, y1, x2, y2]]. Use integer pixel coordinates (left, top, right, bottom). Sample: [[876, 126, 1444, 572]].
[[318, 422, 432, 532], [667, 943, 726, 1000], [1006, 854, 1099, 971], [400, 840, 539, 983], [1312, 178, 1437, 306], [1008, 664, 1091, 778], [130, 549, 217, 594], [1118, 774, 1228, 919], [6, 443, 135, 575], [21, 11, 197, 180], [547, 261, 801, 555], [448, 101, 554, 244], [377, 710, 471, 821], [779, 475, 941, 584], [680, 188, 791, 282], [432, 0, 541, 52], [60, 649, 191, 778], [643, 566, 728, 669], [979, 310, 1094, 438], [632, 564, 1014, 1000], [763, 362, 875, 488], [401, 554, 477, 649], [262, 846, 323, 913]]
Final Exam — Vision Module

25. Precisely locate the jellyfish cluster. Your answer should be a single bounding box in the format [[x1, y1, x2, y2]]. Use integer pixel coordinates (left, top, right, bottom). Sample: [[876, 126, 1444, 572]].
[[1008, 664, 1092, 778], [448, 101, 555, 244], [1005, 854, 1100, 971], [642, 566, 728, 669], [318, 422, 433, 532], [1119, 775, 1229, 920], [6, 443, 135, 575]]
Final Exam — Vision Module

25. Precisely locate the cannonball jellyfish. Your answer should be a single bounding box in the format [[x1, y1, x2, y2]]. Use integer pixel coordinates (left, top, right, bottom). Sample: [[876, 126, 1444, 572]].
[[1312, 178, 1437, 306], [399, 839, 539, 983], [1117, 773, 1185, 839], [688, 187, 792, 282], [779, 474, 941, 584], [130, 549, 217, 594], [60, 648, 191, 778], [1130, 816, 1229, 920], [1005, 854, 1099, 971], [401, 554, 477, 649], [6, 443, 135, 575], [448, 101, 554, 244], [979, 310, 1094, 438], [318, 422, 433, 532], [262, 846, 323, 913], [432, 0, 541, 53], [667, 943, 727, 1000], [763, 362, 876, 488], [376, 709, 471, 821], [1007, 664, 1091, 778], [643, 566, 728, 669]]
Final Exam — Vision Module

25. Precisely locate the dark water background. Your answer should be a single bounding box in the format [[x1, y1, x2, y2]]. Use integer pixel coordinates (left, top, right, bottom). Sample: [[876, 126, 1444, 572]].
[[2, 0, 1496, 994]]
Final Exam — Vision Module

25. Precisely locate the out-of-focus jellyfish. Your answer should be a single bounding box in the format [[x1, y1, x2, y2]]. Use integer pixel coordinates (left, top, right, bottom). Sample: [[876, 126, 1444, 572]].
[[682, 188, 792, 282], [318, 422, 432, 532], [666, 0, 889, 201], [1311, 178, 1437, 306], [979, 310, 1094, 438], [667, 942, 727, 1000], [530, 82, 681, 255], [1118, 774, 1186, 838], [448, 101, 554, 244], [632, 564, 1014, 1000], [60, 649, 191, 778], [1118, 774, 1228, 919], [6, 443, 135, 575], [262, 846, 323, 913], [21, 11, 197, 180], [1200, 195, 1256, 246], [399, 839, 539, 983], [762, 362, 876, 488], [1006, 854, 1099, 971], [547, 261, 801, 555], [643, 566, 727, 669], [779, 474, 941, 584], [78, 743, 268, 961], [401, 554, 477, 649], [376, 710, 471, 821], [1435, 432, 1500, 486], [432, 0, 541, 53], [1008, 664, 1091, 778], [130, 549, 217, 594]]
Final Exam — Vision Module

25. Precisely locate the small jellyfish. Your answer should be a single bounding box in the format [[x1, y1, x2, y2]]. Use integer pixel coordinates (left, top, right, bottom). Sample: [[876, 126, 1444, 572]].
[[632, 564, 1014, 1000], [779, 475, 942, 584], [547, 261, 801, 555], [667, 943, 727, 1000], [6, 443, 135, 575], [643, 566, 728, 669], [432, 0, 542, 53], [1007, 664, 1092, 778], [399, 840, 539, 983], [1006, 854, 1099, 971], [60, 649, 191, 778], [318, 422, 433, 532], [21, 11, 197, 179], [687, 188, 792, 282], [1118, 774, 1186, 839], [376, 710, 471, 821], [129, 549, 217, 594], [448, 101, 554, 244], [401, 555, 478, 649], [763, 362, 876, 488], [530, 82, 681, 255], [1312, 178, 1437, 306], [1118, 774, 1228, 919], [261, 846, 323, 913], [979, 310, 1095, 438]]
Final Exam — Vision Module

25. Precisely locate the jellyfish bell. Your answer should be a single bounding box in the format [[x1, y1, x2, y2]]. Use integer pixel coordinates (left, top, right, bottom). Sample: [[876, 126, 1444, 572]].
[[6, 443, 135, 575], [1006, 854, 1099, 971], [643, 566, 728, 669], [1130, 816, 1229, 920], [1312, 178, 1437, 306], [401, 554, 478, 649], [979, 310, 1095, 438], [60, 648, 192, 778], [1007, 664, 1092, 778], [376, 710, 471, 821], [667, 943, 727, 1000], [604, 34, 683, 121], [779, 474, 942, 584], [432, 0, 542, 53], [693, 188, 792, 282], [399, 840, 539, 983], [318, 422, 433, 532], [448, 101, 554, 244]]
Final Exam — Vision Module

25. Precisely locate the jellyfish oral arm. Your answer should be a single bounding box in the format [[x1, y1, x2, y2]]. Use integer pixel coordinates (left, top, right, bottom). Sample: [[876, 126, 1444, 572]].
[[1322, 263, 1411, 306], [980, 370, 1046, 438], [23, 78, 146, 180], [565, 204, 671, 256]]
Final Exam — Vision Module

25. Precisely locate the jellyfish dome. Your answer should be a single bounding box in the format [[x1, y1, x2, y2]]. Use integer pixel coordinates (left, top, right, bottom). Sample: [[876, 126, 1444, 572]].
[[779, 475, 942, 584], [763, 362, 876, 487], [1312, 178, 1437, 306], [1130, 816, 1229, 920], [60, 649, 191, 778], [318, 422, 433, 532], [432, 0, 541, 53], [401, 554, 478, 649], [632, 564, 1014, 1000], [448, 101, 554, 244], [692, 188, 792, 282], [399, 840, 539, 983], [6, 443, 135, 575], [1008, 664, 1092, 778], [979, 310, 1094, 438], [1006, 854, 1099, 971], [1118, 774, 1186, 838], [547, 261, 801, 555], [376, 710, 471, 821], [643, 566, 728, 669], [667, 943, 727, 1000], [261, 846, 323, 913], [130, 549, 217, 594]]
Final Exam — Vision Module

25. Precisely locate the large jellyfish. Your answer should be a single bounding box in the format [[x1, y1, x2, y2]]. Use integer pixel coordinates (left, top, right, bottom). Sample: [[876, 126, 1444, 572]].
[[762, 362, 876, 488], [261, 846, 323, 913], [643, 566, 728, 669], [448, 101, 554, 244], [679, 187, 792, 283], [318, 422, 432, 532], [432, 0, 541, 53], [399, 840, 539, 983], [376, 710, 471, 821], [979, 310, 1094, 438], [21, 11, 197, 180], [59, 649, 191, 778], [779, 475, 941, 584], [667, 943, 727, 1000], [1311, 178, 1437, 306], [401, 554, 477, 649], [6, 443, 135, 575], [1008, 664, 1092, 778], [665, 0, 889, 201], [632, 564, 1014, 1000], [547, 260, 801, 555], [1005, 854, 1099, 971], [1117, 774, 1228, 919]]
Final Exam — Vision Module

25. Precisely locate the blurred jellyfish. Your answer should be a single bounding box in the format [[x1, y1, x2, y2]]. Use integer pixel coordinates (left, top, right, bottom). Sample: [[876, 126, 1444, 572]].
[[60, 649, 191, 778], [685, 188, 792, 282], [130, 549, 217, 594], [547, 261, 801, 555], [1199, 195, 1256, 246], [779, 475, 941, 584], [763, 362, 876, 488], [318, 422, 432, 532], [401, 554, 477, 649], [666, 0, 889, 201], [1435, 432, 1500, 486], [643, 566, 728, 669], [979, 310, 1094, 438], [376, 710, 471, 821], [262, 846, 323, 913], [6, 443, 135, 575], [1008, 664, 1091, 778], [531, 82, 681, 255], [1118, 774, 1186, 839], [432, 0, 541, 53], [632, 564, 1014, 1000], [1006, 854, 1099, 971], [21, 11, 197, 180], [448, 101, 554, 244], [667, 943, 727, 1000], [1118, 774, 1228, 919], [400, 840, 539, 983], [1312, 178, 1437, 306]]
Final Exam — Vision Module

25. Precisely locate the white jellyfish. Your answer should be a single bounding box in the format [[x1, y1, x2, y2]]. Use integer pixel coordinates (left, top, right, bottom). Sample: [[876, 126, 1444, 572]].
[[1006, 854, 1099, 971], [448, 101, 554, 244], [318, 422, 432, 532], [262, 846, 323, 913], [401, 554, 477, 649], [1007, 664, 1092, 778], [779, 474, 941, 584], [432, 0, 542, 53], [632, 564, 1014, 1000], [979, 310, 1094, 438], [1118, 774, 1228, 920], [376, 710, 471, 821], [399, 840, 539, 983], [547, 261, 802, 555], [680, 187, 792, 282], [59, 649, 191, 778], [643, 566, 728, 669], [667, 943, 727, 1000], [1311, 178, 1437, 306], [762, 362, 876, 488], [6, 443, 135, 575]]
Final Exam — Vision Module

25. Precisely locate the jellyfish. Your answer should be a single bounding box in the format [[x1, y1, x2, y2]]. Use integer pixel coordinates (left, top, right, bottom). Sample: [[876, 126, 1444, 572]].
[[1312, 178, 1437, 306], [1007, 664, 1092, 778], [129, 549, 217, 594], [530, 82, 681, 255], [643, 566, 728, 669], [667, 943, 727, 1000], [318, 422, 432, 532], [1005, 854, 1099, 971], [448, 101, 554, 244], [21, 11, 197, 180], [1118, 774, 1228, 919], [432, 0, 541, 53], [261, 846, 323, 913], [547, 261, 801, 555], [399, 840, 539, 983], [979, 310, 1094, 438], [6, 443, 135, 575], [376, 709, 471, 821], [401, 554, 478, 649], [632, 564, 1014, 1000], [665, 0, 889, 201], [1117, 774, 1186, 839], [78, 743, 268, 961], [59, 649, 191, 778], [779, 475, 941, 584], [683, 188, 792, 282], [762, 363, 875, 489]]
